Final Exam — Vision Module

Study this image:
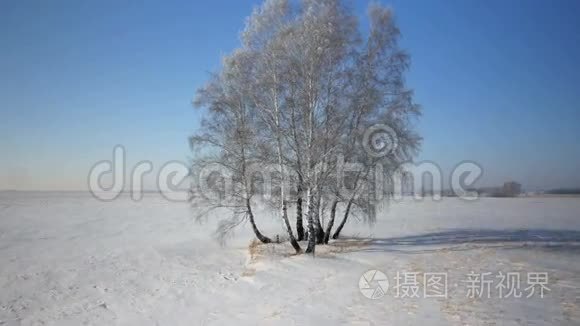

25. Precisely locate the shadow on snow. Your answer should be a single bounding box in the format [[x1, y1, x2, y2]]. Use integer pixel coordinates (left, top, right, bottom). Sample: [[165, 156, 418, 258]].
[[334, 229, 580, 254]]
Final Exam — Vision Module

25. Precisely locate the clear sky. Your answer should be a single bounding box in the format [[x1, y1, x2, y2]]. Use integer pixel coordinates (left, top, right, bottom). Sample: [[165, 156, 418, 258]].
[[1, 0, 579, 191]]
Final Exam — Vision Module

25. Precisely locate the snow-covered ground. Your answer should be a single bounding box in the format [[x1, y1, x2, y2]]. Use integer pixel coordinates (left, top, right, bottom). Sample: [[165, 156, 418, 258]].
[[1, 192, 579, 325]]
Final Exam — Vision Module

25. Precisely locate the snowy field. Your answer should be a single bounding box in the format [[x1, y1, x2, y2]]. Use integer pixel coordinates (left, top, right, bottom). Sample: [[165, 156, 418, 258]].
[[1, 192, 579, 325]]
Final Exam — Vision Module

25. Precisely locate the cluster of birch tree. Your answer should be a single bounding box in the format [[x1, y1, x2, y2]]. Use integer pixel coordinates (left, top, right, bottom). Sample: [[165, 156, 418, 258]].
[[190, 0, 421, 255]]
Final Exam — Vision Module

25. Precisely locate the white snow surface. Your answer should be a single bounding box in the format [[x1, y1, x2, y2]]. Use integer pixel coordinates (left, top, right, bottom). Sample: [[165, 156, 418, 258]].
[[0, 192, 579, 325]]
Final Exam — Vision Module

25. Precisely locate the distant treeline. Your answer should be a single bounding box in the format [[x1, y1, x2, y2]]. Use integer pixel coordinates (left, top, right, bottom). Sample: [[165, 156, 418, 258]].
[[545, 188, 580, 195]]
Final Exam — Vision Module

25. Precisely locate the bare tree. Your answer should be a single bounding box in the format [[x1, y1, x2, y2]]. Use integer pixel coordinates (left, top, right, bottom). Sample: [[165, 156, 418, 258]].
[[191, 49, 273, 244], [189, 0, 421, 254], [329, 4, 422, 240]]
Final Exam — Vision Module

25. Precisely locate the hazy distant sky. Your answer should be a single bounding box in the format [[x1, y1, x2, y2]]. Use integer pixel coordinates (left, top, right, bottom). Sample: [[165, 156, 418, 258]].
[[1, 0, 579, 191]]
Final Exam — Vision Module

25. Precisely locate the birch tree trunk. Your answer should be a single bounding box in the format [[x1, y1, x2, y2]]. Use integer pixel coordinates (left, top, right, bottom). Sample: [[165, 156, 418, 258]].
[[332, 199, 353, 240], [304, 188, 317, 254], [247, 198, 272, 243], [314, 194, 325, 244], [296, 183, 305, 241], [282, 200, 301, 252], [323, 199, 339, 244]]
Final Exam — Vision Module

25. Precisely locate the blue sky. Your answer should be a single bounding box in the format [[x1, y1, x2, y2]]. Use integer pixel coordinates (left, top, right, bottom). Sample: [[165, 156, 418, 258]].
[[1, 0, 579, 191]]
